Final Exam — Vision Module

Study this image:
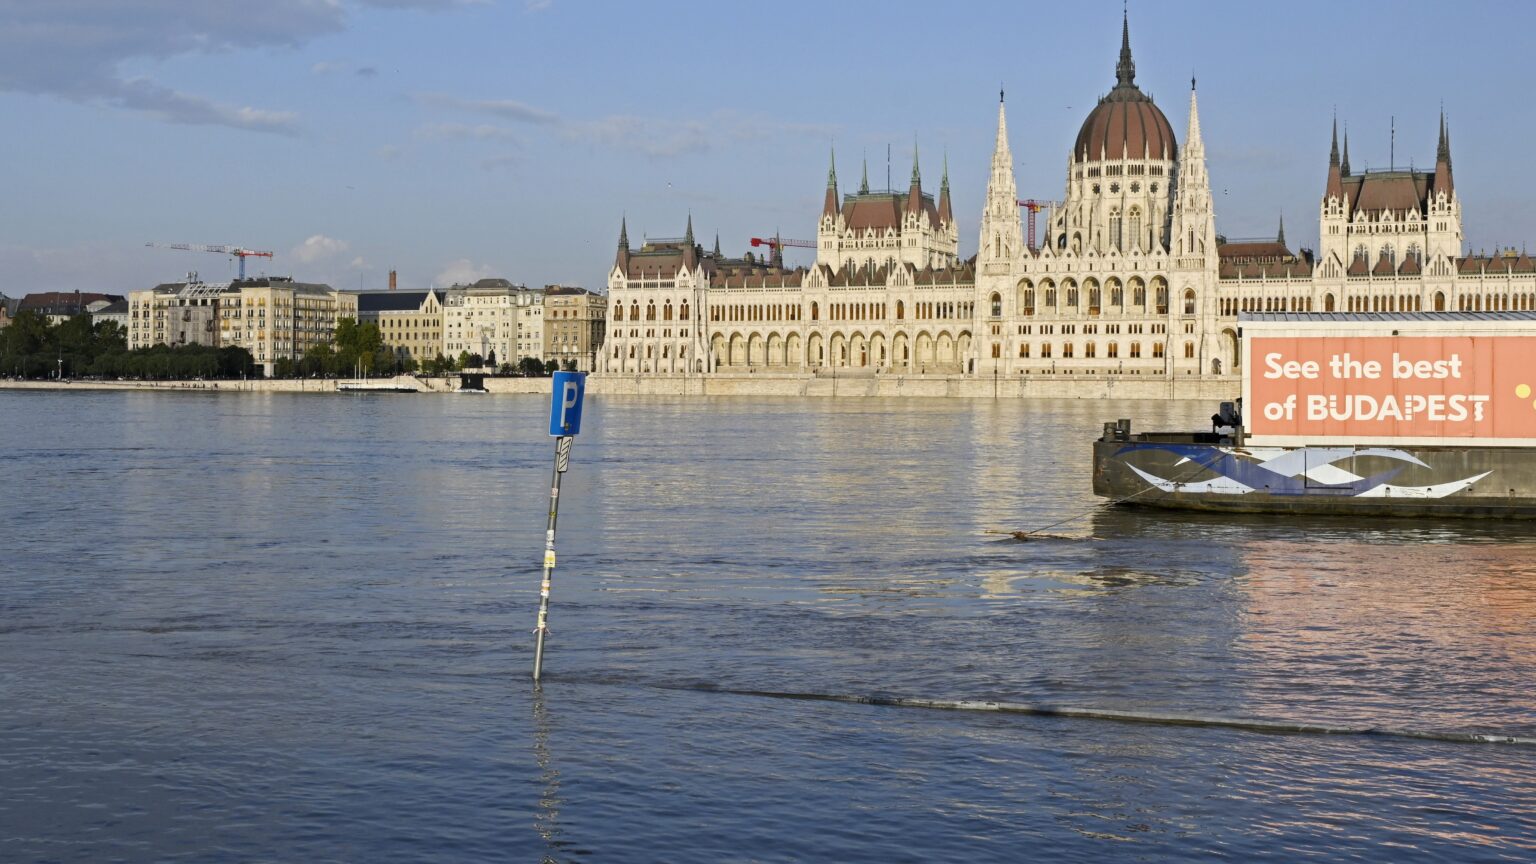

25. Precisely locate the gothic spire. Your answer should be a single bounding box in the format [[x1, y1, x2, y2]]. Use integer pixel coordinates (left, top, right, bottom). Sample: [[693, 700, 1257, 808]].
[[1435, 110, 1454, 196], [907, 142, 923, 216], [684, 212, 694, 246], [1341, 129, 1351, 176], [713, 233, 721, 257], [1326, 117, 1344, 200], [823, 146, 840, 219], [1277, 213, 1286, 247], [938, 150, 952, 224], [1115, 10, 1136, 87], [859, 153, 869, 194], [618, 216, 628, 249]]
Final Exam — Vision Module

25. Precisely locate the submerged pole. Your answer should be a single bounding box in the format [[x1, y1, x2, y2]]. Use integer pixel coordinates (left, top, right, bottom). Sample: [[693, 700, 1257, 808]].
[[531, 435, 570, 680], [532, 371, 587, 681]]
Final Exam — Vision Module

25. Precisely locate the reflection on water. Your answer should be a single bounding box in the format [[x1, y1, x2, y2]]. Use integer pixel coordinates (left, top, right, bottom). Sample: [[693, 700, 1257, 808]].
[[2, 391, 1534, 862]]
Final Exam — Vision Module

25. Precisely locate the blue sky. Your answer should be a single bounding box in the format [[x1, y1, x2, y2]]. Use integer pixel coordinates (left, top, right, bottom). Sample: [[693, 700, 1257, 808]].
[[3, 0, 1533, 296]]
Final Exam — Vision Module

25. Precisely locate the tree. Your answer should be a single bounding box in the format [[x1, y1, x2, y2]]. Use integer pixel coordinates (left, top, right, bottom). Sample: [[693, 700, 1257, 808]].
[[457, 350, 472, 370], [517, 356, 543, 377], [542, 359, 560, 376]]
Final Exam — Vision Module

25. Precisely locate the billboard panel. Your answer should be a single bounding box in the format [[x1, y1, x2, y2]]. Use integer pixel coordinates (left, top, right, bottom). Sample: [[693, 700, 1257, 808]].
[[1245, 334, 1536, 444]]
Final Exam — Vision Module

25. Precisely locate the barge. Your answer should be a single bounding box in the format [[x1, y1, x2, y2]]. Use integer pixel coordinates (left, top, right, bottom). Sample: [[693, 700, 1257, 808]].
[[1094, 312, 1536, 517]]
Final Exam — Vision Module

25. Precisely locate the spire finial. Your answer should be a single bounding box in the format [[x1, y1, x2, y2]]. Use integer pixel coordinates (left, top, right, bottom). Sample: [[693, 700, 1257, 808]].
[[941, 149, 949, 190], [618, 215, 628, 249], [910, 139, 921, 186], [860, 151, 869, 194], [684, 212, 694, 245], [827, 144, 838, 189], [713, 233, 721, 257], [1437, 108, 1450, 165], [1330, 114, 1340, 167], [1116, 8, 1135, 87], [1341, 125, 1351, 176], [1000, 84, 1005, 103], [1277, 213, 1286, 247]]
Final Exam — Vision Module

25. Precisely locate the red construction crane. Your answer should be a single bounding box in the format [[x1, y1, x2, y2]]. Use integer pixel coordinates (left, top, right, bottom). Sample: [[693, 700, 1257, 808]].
[[749, 236, 817, 251], [1016, 199, 1061, 252], [146, 242, 275, 280]]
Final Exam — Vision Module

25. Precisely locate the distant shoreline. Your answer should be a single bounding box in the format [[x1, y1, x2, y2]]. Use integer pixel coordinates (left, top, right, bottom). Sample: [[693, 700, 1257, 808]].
[[1, 373, 1238, 400]]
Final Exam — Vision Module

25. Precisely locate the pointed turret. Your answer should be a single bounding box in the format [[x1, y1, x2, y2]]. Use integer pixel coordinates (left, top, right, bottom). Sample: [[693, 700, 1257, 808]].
[[615, 216, 630, 269], [1277, 214, 1286, 247], [713, 233, 721, 258], [1326, 116, 1344, 201], [1170, 82, 1215, 258], [979, 91, 1021, 260], [681, 213, 697, 268], [859, 154, 870, 194], [938, 151, 953, 225], [1115, 10, 1136, 88], [823, 146, 840, 219], [1341, 129, 1351, 176], [906, 144, 923, 216], [1435, 111, 1454, 196]]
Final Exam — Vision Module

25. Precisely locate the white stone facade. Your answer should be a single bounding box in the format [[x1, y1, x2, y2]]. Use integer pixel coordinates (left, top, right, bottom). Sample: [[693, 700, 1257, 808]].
[[598, 15, 1536, 382]]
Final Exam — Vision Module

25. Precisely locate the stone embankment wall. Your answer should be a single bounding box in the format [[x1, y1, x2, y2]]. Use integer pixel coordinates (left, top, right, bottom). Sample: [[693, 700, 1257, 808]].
[[1, 373, 1241, 401]]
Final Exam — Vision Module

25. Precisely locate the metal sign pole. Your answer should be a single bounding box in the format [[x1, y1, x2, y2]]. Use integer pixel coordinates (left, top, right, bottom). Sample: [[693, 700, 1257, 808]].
[[532, 371, 586, 681], [532, 435, 571, 681]]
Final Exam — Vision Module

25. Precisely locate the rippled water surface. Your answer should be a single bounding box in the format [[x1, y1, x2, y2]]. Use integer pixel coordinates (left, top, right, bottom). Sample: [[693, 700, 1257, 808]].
[[2, 390, 1535, 862]]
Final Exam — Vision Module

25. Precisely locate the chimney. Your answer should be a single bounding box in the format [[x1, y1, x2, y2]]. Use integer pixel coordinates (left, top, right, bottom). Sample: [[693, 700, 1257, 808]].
[[388, 269, 397, 292]]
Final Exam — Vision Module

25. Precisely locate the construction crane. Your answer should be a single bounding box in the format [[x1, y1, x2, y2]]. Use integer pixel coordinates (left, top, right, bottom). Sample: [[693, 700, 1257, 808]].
[[1016, 199, 1062, 252], [146, 243, 275, 280], [750, 236, 816, 251]]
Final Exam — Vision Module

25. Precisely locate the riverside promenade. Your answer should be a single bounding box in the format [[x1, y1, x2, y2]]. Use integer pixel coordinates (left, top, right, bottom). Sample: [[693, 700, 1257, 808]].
[[0, 372, 1240, 400]]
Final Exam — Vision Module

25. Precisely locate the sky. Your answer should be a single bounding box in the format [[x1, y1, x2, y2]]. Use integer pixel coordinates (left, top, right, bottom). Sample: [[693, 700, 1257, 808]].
[[3, 0, 1534, 296]]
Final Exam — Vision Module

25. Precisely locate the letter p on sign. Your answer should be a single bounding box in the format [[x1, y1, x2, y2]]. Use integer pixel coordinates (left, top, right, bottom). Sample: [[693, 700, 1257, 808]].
[[549, 371, 587, 436]]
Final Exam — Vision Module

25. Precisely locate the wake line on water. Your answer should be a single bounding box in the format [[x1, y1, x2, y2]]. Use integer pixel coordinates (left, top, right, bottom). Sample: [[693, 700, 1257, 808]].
[[563, 677, 1536, 746]]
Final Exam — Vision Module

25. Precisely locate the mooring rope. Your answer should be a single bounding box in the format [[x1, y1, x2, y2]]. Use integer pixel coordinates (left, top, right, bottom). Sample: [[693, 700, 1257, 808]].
[[636, 682, 1536, 747]]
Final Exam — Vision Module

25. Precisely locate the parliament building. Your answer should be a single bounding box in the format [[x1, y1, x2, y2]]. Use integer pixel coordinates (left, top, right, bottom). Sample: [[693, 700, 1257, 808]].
[[598, 15, 1535, 380]]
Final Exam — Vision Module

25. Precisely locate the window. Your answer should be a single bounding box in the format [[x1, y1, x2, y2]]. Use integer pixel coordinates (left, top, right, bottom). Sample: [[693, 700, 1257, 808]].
[[1128, 207, 1142, 251], [1183, 289, 1196, 315], [1107, 342, 1118, 358], [1130, 341, 1141, 358], [1184, 341, 1195, 359], [1153, 341, 1165, 359], [990, 292, 1002, 318]]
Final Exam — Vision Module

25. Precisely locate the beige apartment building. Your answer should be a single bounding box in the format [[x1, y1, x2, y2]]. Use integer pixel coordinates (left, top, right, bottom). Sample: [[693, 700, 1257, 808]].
[[129, 276, 356, 376], [442, 278, 543, 367], [543, 285, 606, 371], [357, 290, 444, 366]]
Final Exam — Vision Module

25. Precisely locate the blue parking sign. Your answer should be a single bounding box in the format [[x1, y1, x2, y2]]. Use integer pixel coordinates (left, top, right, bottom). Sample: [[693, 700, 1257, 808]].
[[549, 371, 587, 436]]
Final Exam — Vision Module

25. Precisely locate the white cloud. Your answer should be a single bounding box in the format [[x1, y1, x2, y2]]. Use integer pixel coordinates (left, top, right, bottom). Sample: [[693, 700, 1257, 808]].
[[434, 258, 493, 288], [0, 1, 477, 134], [416, 122, 525, 142], [349, 256, 368, 270], [376, 144, 402, 161], [292, 234, 349, 263], [412, 92, 561, 125], [525, 0, 553, 12]]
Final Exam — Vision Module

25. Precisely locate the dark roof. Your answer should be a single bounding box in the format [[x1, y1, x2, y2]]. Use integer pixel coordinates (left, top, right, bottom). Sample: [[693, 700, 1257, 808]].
[[18, 291, 121, 314], [468, 278, 520, 291], [356, 291, 436, 313], [545, 285, 594, 296], [97, 299, 129, 314], [840, 191, 941, 232], [1340, 170, 1445, 217], [1073, 16, 1175, 162]]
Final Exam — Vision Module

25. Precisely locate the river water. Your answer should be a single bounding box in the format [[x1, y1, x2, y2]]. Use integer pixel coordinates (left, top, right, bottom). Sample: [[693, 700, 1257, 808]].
[[2, 390, 1534, 862]]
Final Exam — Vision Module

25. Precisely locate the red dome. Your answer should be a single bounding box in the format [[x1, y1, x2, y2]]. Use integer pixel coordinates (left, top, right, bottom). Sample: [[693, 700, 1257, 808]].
[[1073, 14, 1177, 163], [1074, 87, 1177, 162]]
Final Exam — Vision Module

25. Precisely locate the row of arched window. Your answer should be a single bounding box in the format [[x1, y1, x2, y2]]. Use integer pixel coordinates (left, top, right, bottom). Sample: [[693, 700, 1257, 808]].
[[1016, 340, 1172, 359], [614, 299, 690, 322]]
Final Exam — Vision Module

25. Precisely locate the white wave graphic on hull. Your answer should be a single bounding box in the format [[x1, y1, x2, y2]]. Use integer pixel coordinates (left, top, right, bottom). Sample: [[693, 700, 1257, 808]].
[[1354, 471, 1493, 499], [1127, 464, 1254, 494]]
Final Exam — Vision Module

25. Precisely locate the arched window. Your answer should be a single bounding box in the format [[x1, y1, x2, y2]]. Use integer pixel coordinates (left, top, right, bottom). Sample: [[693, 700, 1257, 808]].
[[1131, 278, 1146, 308], [1128, 207, 1142, 251], [1155, 283, 1169, 315], [810, 302, 819, 321], [1153, 341, 1165, 359], [680, 301, 689, 320], [896, 300, 904, 320], [1324, 293, 1335, 312], [1107, 341, 1119, 358], [1434, 291, 1445, 312], [613, 304, 624, 321], [1065, 280, 1079, 309], [990, 292, 1002, 318], [630, 301, 640, 320], [1041, 342, 1052, 358], [1184, 341, 1195, 359], [1108, 278, 1123, 307], [663, 301, 673, 321], [1130, 341, 1142, 358], [1085, 341, 1097, 358], [1109, 208, 1123, 250], [1088, 282, 1101, 315], [1183, 289, 1196, 315]]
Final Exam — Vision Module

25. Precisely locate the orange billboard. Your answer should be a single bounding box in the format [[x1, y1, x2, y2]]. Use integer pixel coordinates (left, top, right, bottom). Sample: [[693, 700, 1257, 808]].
[[1246, 335, 1536, 443]]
